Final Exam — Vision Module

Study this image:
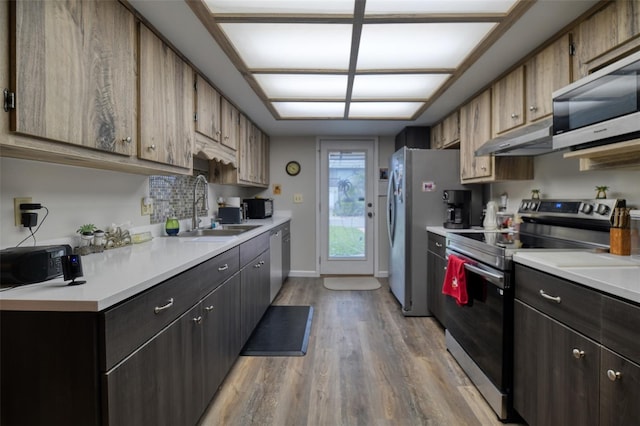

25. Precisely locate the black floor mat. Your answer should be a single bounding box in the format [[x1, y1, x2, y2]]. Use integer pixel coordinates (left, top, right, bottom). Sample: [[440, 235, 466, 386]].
[[241, 305, 314, 356]]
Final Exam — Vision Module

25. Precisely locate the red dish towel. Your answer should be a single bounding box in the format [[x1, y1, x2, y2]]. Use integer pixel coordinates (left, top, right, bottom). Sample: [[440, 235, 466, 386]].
[[442, 254, 469, 306]]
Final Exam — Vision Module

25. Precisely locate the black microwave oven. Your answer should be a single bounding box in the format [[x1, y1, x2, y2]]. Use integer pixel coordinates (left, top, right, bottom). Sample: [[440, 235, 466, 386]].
[[552, 51, 640, 151], [243, 198, 273, 219]]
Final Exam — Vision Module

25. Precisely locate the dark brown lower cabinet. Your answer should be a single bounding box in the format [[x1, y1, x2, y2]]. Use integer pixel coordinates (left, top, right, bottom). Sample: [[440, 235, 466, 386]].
[[103, 303, 204, 426], [426, 232, 447, 325], [514, 264, 640, 426], [203, 273, 241, 401], [514, 300, 600, 426], [240, 250, 270, 345]]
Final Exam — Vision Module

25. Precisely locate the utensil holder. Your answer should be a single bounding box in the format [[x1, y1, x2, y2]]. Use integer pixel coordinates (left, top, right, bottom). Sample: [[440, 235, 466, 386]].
[[610, 228, 631, 256]]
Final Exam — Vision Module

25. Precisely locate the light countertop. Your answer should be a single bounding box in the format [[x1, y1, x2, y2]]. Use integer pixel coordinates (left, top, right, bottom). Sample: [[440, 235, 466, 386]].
[[0, 217, 290, 312], [514, 251, 640, 304]]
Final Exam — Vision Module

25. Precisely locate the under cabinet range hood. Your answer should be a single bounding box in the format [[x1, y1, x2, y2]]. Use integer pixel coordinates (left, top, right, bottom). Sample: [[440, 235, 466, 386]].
[[475, 118, 555, 156]]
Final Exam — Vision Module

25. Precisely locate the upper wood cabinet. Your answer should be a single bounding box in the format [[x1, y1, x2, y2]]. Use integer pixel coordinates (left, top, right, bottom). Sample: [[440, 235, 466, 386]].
[[213, 113, 269, 187], [460, 90, 493, 181], [461, 89, 533, 183], [526, 34, 572, 123], [221, 97, 239, 151], [433, 110, 460, 149], [10, 0, 136, 156], [492, 66, 525, 136], [138, 24, 193, 169], [572, 1, 640, 80], [195, 74, 222, 143]]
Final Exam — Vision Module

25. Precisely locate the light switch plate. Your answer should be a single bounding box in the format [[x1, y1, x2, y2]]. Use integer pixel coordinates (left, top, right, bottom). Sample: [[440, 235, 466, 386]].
[[293, 193, 303, 203], [14, 197, 32, 226]]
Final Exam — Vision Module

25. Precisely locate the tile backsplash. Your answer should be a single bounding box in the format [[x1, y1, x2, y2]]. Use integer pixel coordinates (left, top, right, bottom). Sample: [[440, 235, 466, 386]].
[[149, 172, 209, 224]]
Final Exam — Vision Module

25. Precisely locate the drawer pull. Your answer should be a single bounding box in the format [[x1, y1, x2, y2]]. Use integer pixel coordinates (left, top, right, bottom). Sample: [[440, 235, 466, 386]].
[[193, 316, 203, 324], [218, 264, 229, 271], [154, 298, 174, 314], [572, 349, 585, 359], [205, 305, 214, 312], [435, 242, 443, 248], [607, 370, 622, 381], [539, 289, 561, 303]]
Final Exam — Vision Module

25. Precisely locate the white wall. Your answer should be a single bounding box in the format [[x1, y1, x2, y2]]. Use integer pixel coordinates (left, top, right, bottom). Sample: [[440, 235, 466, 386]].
[[491, 151, 640, 211]]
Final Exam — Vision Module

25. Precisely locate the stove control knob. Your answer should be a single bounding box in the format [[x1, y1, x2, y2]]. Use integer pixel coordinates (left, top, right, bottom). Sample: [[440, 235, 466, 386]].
[[529, 202, 538, 210], [596, 204, 610, 215], [520, 201, 527, 210], [581, 203, 594, 214]]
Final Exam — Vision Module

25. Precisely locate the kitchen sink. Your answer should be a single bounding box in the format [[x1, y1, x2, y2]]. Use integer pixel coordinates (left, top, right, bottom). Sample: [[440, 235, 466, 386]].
[[175, 224, 262, 238], [177, 228, 246, 237]]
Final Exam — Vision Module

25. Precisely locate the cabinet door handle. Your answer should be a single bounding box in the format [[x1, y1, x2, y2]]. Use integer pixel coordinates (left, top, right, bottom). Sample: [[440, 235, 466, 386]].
[[121, 136, 132, 144], [154, 298, 174, 314], [435, 242, 443, 248], [259, 261, 265, 265], [511, 113, 519, 119], [254, 263, 261, 268], [193, 316, 203, 324], [148, 144, 157, 151], [572, 348, 585, 359], [218, 264, 229, 271], [607, 370, 622, 381], [539, 289, 561, 303], [529, 105, 538, 112], [205, 305, 214, 312]]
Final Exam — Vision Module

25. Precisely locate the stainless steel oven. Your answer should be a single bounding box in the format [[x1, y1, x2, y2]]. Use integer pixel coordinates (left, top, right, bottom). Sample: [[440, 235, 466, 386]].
[[443, 248, 513, 420], [444, 198, 625, 421]]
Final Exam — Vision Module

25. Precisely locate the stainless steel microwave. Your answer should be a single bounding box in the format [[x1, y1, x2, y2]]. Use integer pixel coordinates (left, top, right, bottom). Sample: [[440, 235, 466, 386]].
[[552, 51, 640, 151]]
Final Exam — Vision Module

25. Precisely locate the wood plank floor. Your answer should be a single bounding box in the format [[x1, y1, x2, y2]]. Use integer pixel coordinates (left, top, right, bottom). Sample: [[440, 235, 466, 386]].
[[200, 277, 522, 426]]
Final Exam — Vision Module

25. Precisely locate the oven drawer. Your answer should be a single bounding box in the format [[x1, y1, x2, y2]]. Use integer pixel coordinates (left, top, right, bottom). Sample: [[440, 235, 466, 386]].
[[515, 264, 602, 338]]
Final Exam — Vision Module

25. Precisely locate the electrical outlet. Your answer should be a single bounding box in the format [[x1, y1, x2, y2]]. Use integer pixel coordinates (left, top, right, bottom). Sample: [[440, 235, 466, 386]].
[[14, 197, 32, 226], [141, 197, 153, 216], [293, 193, 303, 203]]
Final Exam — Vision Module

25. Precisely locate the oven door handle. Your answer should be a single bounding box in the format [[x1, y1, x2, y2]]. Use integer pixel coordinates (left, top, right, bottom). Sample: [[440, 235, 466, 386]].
[[463, 263, 505, 288]]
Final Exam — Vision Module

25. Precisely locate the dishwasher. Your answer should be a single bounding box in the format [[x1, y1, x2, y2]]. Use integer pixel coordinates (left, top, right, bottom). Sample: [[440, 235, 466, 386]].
[[269, 227, 283, 303]]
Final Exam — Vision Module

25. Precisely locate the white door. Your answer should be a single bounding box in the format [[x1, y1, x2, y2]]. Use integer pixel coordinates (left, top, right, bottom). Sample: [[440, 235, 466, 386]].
[[318, 138, 375, 275]]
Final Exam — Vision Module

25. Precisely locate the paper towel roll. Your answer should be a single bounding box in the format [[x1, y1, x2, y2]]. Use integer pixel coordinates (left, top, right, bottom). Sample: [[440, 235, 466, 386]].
[[226, 197, 241, 207]]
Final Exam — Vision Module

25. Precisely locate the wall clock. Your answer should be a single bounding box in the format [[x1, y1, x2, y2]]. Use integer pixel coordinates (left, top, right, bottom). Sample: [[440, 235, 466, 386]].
[[286, 161, 301, 176]]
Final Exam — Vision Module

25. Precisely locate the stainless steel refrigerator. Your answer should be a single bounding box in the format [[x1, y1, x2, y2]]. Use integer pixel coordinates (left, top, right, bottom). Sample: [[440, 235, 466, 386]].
[[386, 147, 480, 316]]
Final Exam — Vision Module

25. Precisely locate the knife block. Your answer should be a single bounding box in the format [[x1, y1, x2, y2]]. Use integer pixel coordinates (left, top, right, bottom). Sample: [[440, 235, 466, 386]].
[[610, 228, 631, 256]]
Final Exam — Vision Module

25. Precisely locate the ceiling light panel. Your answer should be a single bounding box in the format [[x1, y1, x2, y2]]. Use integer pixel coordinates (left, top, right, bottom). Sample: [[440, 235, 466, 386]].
[[348, 102, 424, 119], [364, 0, 517, 15], [220, 23, 352, 69], [352, 74, 450, 100], [255, 74, 348, 99], [205, 0, 355, 15], [273, 102, 346, 118], [357, 23, 496, 70]]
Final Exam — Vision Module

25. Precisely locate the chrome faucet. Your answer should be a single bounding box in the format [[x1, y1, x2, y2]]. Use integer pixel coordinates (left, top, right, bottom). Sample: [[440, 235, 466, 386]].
[[192, 174, 209, 230]]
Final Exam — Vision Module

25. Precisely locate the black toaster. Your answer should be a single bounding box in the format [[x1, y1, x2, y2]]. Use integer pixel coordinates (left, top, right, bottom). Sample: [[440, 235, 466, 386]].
[[1, 245, 72, 285]]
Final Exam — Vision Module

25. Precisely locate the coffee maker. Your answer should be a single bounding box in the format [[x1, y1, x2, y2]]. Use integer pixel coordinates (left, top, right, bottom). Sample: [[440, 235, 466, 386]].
[[443, 189, 472, 229]]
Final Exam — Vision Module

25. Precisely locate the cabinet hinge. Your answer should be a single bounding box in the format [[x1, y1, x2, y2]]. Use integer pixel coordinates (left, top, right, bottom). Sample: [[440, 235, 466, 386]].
[[569, 42, 576, 57], [4, 89, 15, 112], [194, 81, 198, 91], [194, 113, 198, 122]]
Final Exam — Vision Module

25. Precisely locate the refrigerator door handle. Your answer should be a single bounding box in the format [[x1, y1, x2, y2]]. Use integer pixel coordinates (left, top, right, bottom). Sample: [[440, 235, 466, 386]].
[[387, 172, 395, 246]]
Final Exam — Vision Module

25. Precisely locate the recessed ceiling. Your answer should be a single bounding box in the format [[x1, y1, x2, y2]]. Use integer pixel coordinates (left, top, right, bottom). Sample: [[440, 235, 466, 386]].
[[191, 0, 525, 121], [128, 0, 600, 135]]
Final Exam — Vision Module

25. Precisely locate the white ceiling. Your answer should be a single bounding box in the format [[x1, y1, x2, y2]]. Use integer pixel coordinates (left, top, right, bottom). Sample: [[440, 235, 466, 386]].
[[126, 0, 599, 137]]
